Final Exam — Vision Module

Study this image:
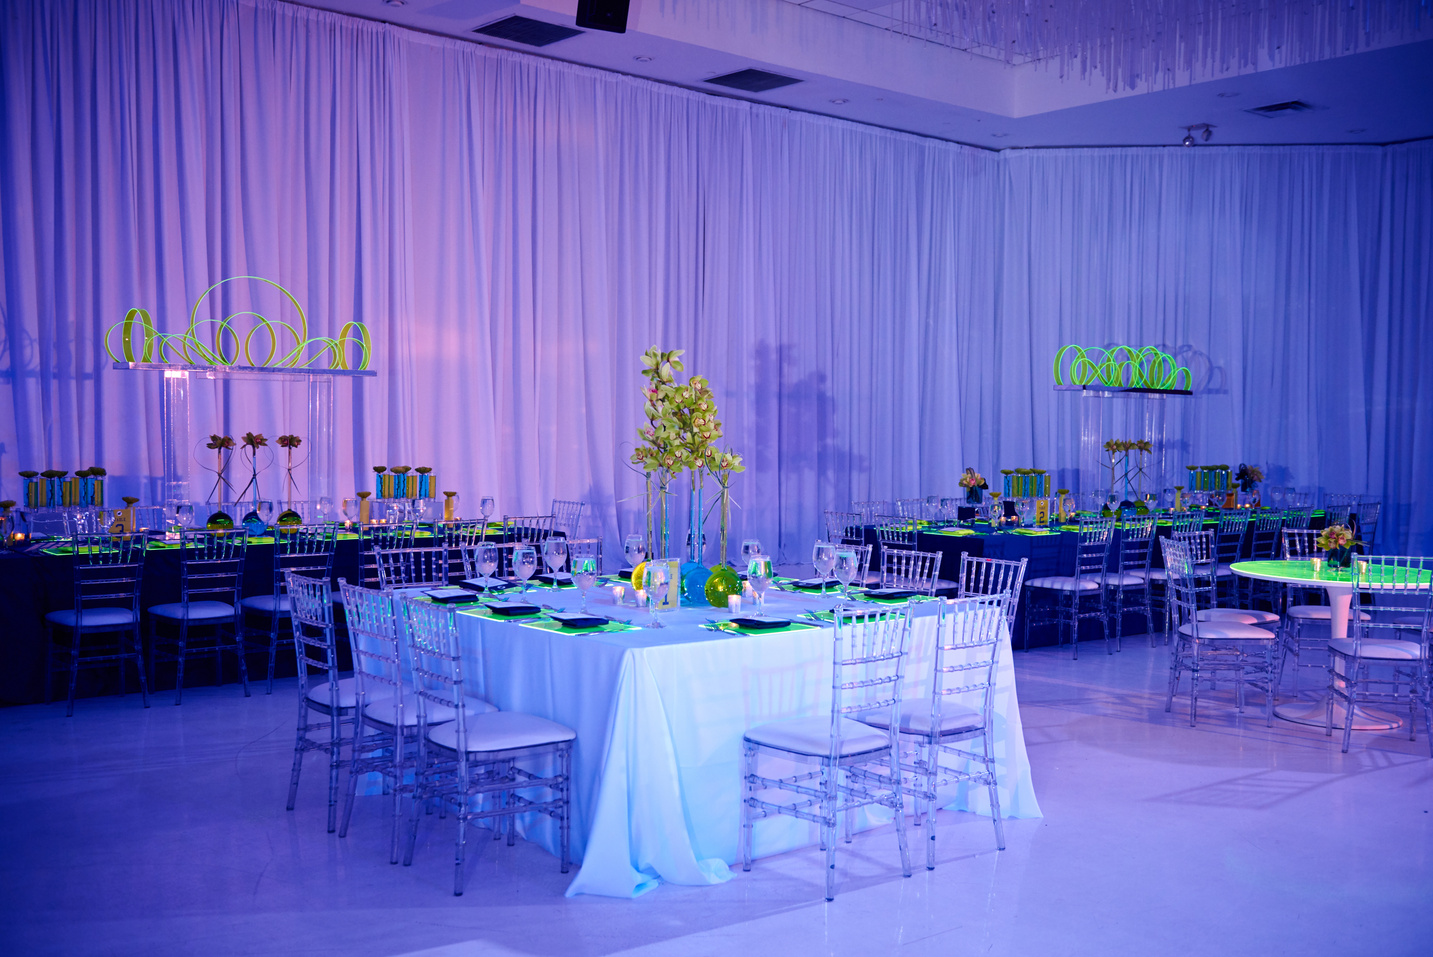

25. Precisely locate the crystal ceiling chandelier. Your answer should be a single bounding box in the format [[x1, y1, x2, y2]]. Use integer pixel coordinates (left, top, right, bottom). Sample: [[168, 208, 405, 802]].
[[888, 0, 1431, 90]]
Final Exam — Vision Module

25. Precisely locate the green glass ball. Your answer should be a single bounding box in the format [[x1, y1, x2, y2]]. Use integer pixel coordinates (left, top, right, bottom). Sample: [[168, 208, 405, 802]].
[[205, 510, 234, 530], [704, 565, 741, 607]]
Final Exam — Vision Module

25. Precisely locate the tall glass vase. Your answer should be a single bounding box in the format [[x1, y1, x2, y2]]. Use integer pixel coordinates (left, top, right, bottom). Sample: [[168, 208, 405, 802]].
[[686, 475, 704, 564], [647, 471, 673, 560], [717, 480, 733, 568]]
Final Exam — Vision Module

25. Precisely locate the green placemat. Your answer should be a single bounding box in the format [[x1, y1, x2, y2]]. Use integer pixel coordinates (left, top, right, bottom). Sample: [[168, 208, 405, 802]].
[[928, 527, 977, 537], [146, 540, 182, 550], [521, 618, 640, 636], [1012, 528, 1057, 536], [708, 620, 819, 636], [337, 532, 361, 540], [41, 545, 118, 556]]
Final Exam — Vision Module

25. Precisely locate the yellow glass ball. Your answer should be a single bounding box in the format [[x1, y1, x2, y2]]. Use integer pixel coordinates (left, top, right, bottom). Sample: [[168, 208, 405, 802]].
[[630, 561, 647, 588]]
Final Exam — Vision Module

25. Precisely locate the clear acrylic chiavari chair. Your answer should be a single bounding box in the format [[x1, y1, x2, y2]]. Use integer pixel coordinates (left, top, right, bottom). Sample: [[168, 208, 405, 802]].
[[955, 554, 1028, 635], [148, 528, 249, 704], [1355, 500, 1381, 550], [878, 548, 943, 596], [360, 522, 418, 587], [1276, 529, 1369, 692], [1107, 512, 1157, 648], [896, 498, 928, 521], [44, 532, 149, 716], [400, 597, 574, 895], [283, 571, 350, 834], [1282, 506, 1314, 529], [1023, 516, 1114, 657], [241, 524, 338, 693], [372, 545, 451, 591], [549, 499, 584, 538], [825, 510, 865, 545], [875, 515, 918, 550], [852, 501, 892, 524], [741, 604, 914, 901], [859, 596, 1007, 869]]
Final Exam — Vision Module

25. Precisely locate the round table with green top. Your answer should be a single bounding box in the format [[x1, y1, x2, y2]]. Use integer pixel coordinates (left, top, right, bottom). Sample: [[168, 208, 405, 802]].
[[1230, 559, 1398, 730]]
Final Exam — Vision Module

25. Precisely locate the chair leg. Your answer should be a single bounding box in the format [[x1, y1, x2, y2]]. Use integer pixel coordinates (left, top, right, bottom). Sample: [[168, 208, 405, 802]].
[[890, 763, 911, 881], [132, 625, 150, 709], [924, 741, 938, 870], [66, 628, 82, 718], [235, 621, 251, 698], [823, 767, 838, 901], [338, 717, 364, 838], [453, 796, 468, 896], [266, 612, 279, 694], [173, 619, 188, 705], [741, 742, 754, 872], [327, 708, 343, 834], [559, 745, 571, 874], [287, 699, 307, 812], [1340, 661, 1359, 754]]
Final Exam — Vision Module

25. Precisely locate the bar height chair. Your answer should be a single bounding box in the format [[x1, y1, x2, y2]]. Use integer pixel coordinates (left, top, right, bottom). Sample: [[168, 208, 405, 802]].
[[148, 529, 250, 704], [44, 532, 150, 716]]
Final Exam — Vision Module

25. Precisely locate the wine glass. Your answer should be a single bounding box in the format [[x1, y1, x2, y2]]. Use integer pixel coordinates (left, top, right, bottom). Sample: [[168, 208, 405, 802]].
[[1014, 498, 1032, 527], [413, 498, 429, 522], [643, 561, 669, 628], [476, 543, 499, 588], [833, 548, 858, 600], [572, 555, 599, 613], [257, 500, 275, 530], [812, 541, 837, 596], [480, 496, 496, 524], [741, 539, 762, 573], [623, 534, 646, 571], [513, 545, 538, 595], [747, 554, 773, 613], [341, 498, 357, 525], [541, 538, 568, 585], [175, 502, 195, 529]]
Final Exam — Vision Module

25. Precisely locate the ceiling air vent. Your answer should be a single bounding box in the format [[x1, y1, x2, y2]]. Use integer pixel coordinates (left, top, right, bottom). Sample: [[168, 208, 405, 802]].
[[474, 16, 582, 47], [1246, 99, 1316, 117], [704, 69, 802, 93]]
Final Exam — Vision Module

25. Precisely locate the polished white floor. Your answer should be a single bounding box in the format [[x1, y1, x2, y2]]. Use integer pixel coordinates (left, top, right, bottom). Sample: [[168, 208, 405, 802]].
[[2, 636, 1430, 957]]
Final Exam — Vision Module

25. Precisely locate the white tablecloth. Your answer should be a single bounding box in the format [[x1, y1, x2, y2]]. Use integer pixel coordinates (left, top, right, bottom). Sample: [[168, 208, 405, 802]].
[[450, 585, 1041, 898]]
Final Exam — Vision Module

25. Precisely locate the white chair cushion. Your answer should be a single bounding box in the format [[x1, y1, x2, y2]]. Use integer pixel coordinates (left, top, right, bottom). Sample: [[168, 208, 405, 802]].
[[859, 697, 983, 737], [427, 711, 576, 754], [1198, 608, 1280, 626], [1129, 568, 1167, 581], [304, 676, 360, 710], [45, 607, 137, 628], [240, 594, 291, 615], [1328, 638, 1424, 661], [1108, 572, 1147, 587], [363, 692, 498, 728], [744, 716, 890, 758], [1286, 605, 1372, 622], [1026, 576, 1101, 592], [147, 600, 237, 621], [1178, 620, 1279, 641]]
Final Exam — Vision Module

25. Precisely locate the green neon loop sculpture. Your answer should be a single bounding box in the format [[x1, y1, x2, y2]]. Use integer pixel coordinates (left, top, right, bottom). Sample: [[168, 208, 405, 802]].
[[1053, 344, 1191, 391], [104, 276, 372, 371]]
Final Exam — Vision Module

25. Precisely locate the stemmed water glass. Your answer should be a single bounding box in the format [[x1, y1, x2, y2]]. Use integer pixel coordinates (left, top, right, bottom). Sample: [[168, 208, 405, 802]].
[[572, 555, 599, 613], [1014, 498, 1032, 527], [257, 500, 275, 532], [624, 534, 646, 572], [812, 541, 837, 596], [480, 496, 496, 524], [475, 543, 499, 589], [513, 545, 538, 595], [747, 554, 773, 613], [833, 548, 858, 600], [541, 538, 568, 585], [643, 562, 669, 628], [741, 539, 762, 572]]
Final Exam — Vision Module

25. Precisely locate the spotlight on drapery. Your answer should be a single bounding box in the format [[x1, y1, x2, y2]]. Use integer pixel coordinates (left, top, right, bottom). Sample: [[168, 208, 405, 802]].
[[1182, 124, 1213, 146]]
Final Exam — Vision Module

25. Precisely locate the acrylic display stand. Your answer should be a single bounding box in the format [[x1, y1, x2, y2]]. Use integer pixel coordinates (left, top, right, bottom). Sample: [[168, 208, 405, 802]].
[[114, 362, 375, 507], [1058, 385, 1189, 498]]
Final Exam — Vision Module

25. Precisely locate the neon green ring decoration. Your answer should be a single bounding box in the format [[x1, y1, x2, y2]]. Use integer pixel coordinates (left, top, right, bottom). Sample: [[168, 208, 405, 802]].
[[1053, 344, 1191, 392], [104, 276, 372, 371]]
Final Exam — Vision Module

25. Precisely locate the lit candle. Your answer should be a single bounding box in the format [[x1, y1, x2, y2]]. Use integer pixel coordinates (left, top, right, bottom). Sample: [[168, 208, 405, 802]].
[[611, 584, 625, 604], [728, 595, 742, 614], [634, 588, 647, 606]]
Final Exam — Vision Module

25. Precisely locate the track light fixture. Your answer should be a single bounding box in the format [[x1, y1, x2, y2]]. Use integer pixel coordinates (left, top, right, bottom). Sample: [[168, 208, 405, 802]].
[[1182, 124, 1214, 146]]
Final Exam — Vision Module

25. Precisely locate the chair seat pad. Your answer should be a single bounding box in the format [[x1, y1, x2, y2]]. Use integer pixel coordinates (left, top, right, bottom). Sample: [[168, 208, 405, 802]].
[[1198, 608, 1280, 626], [1328, 638, 1424, 661], [240, 594, 291, 615], [1108, 572, 1147, 587], [364, 692, 498, 728], [427, 711, 576, 754], [745, 716, 891, 757], [45, 607, 137, 628], [859, 698, 983, 737], [1026, 576, 1101, 592], [1178, 620, 1278, 641], [305, 676, 359, 710], [1129, 568, 1167, 581], [1287, 605, 1372, 622], [148, 600, 237, 621]]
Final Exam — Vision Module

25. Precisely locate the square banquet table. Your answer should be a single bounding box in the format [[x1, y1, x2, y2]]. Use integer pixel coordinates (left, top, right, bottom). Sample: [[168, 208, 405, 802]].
[[445, 583, 1041, 898]]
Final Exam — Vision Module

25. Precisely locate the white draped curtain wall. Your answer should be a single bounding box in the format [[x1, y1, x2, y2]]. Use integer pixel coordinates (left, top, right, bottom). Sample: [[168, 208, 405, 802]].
[[1, 0, 1430, 557]]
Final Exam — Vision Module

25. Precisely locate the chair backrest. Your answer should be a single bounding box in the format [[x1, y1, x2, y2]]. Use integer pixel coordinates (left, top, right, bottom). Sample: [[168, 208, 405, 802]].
[[1182, 528, 1217, 566], [1249, 513, 1285, 560], [1074, 516, 1115, 579], [1159, 537, 1209, 637], [1325, 492, 1359, 507], [360, 522, 417, 586], [436, 519, 488, 549], [372, 545, 450, 589], [550, 499, 584, 537], [925, 596, 1004, 740], [1324, 504, 1353, 528], [1214, 510, 1250, 563], [178, 529, 248, 604], [68, 533, 148, 615], [400, 598, 470, 766], [875, 515, 918, 549], [338, 579, 404, 719], [1116, 514, 1156, 573], [285, 571, 340, 707], [457, 541, 506, 582], [1282, 506, 1313, 529], [1285, 490, 1313, 508], [1170, 512, 1204, 538], [825, 510, 864, 545], [265, 524, 337, 598], [1281, 528, 1319, 560], [1350, 556, 1433, 652], [880, 547, 942, 595], [1355, 500, 1381, 547], [851, 501, 891, 524], [504, 514, 556, 545], [833, 542, 874, 587], [896, 498, 928, 521], [829, 604, 912, 758], [956, 554, 1027, 632]]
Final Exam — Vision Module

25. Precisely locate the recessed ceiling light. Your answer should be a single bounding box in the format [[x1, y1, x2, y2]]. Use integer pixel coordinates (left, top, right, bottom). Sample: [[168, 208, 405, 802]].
[[633, 55, 653, 63], [829, 98, 849, 105], [1217, 92, 1239, 98], [1348, 128, 1366, 133]]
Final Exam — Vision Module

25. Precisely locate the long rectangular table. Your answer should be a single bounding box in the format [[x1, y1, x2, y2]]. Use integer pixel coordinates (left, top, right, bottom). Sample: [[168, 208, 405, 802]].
[[447, 585, 1041, 898]]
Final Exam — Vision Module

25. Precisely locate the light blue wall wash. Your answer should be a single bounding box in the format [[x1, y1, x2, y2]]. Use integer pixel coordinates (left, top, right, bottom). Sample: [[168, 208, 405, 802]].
[[2, 0, 1430, 557]]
